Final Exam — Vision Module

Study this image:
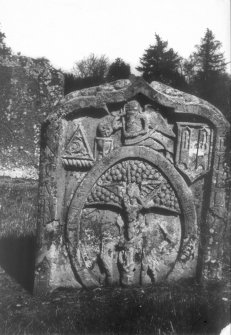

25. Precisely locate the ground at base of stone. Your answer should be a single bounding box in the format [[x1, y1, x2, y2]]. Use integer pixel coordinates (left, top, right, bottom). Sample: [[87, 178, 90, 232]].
[[0, 269, 230, 335]]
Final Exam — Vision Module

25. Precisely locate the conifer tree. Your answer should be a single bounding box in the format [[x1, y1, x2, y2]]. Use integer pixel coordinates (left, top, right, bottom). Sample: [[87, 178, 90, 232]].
[[185, 29, 230, 120], [193, 29, 226, 74], [136, 34, 186, 89]]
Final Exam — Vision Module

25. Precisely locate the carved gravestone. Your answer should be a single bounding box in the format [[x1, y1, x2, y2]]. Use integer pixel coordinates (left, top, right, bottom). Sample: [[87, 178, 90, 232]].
[[34, 77, 230, 294]]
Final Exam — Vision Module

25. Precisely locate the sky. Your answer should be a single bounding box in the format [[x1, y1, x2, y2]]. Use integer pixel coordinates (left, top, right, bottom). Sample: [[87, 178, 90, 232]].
[[1, 0, 230, 73]]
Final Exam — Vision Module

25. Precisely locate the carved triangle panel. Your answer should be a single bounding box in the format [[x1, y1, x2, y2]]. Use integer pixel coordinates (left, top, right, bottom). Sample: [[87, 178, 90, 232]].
[[62, 124, 94, 168]]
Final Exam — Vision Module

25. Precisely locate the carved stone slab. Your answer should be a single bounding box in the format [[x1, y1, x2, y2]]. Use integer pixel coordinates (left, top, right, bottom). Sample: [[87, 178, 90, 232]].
[[34, 77, 230, 294]]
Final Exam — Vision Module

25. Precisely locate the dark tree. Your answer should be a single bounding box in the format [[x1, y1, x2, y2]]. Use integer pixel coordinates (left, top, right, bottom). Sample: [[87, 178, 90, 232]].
[[136, 34, 187, 89], [183, 55, 197, 84], [193, 29, 226, 74], [185, 29, 230, 120], [209, 72, 231, 122], [189, 29, 226, 95], [106, 58, 131, 82], [64, 73, 107, 95], [0, 28, 11, 57]]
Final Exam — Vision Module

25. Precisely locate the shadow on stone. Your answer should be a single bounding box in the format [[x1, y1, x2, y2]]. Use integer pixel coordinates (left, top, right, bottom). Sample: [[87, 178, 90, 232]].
[[0, 235, 36, 293]]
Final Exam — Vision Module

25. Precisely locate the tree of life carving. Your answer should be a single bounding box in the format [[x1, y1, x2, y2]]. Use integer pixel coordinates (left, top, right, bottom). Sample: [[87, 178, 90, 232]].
[[79, 159, 182, 286]]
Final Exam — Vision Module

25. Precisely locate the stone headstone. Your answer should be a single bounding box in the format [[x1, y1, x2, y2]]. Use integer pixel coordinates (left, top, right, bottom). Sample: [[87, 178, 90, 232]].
[[34, 77, 230, 294]]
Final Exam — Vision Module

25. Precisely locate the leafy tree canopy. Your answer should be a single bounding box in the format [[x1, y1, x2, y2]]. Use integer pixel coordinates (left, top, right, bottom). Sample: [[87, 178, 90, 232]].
[[73, 53, 109, 80], [65, 54, 110, 94]]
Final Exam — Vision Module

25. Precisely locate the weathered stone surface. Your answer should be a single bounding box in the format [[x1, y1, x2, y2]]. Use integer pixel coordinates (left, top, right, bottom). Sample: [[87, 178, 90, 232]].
[[34, 77, 230, 294], [0, 55, 64, 180], [0, 55, 64, 237]]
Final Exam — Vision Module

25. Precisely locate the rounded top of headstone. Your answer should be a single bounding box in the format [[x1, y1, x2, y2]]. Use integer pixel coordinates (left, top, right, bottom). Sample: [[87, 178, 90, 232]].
[[47, 76, 229, 130]]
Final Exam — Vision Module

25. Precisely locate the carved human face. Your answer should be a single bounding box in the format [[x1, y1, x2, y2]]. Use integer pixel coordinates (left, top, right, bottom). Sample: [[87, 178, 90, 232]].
[[98, 121, 113, 137], [124, 100, 140, 118]]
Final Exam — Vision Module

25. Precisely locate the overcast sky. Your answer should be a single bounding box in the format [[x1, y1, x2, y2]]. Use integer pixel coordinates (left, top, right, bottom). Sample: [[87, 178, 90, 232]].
[[1, 0, 230, 73]]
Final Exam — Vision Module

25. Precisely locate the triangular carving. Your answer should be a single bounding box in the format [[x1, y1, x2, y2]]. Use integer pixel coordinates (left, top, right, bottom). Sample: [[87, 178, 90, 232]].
[[62, 124, 94, 168]]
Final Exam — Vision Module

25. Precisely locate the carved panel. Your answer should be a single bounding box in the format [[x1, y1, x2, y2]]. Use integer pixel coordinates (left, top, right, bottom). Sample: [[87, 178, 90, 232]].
[[92, 100, 176, 163], [176, 123, 214, 182], [66, 147, 197, 288], [87, 160, 180, 214], [62, 124, 95, 168], [76, 159, 181, 286], [80, 207, 181, 286]]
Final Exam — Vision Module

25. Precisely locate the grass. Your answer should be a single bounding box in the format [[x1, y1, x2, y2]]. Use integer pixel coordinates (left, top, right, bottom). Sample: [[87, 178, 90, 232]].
[[0, 178, 38, 238], [0, 268, 230, 335]]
